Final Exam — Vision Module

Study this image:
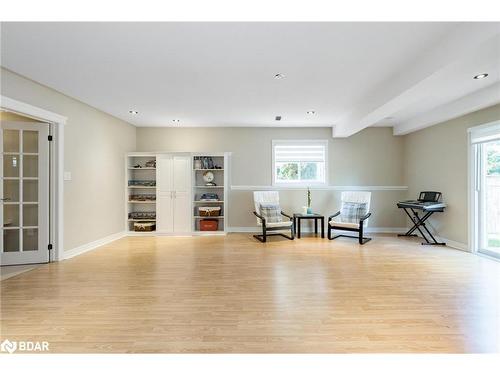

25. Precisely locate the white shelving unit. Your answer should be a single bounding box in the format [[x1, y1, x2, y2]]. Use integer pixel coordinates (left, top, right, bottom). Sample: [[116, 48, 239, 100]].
[[192, 153, 228, 235], [125, 152, 229, 236], [125, 153, 157, 233]]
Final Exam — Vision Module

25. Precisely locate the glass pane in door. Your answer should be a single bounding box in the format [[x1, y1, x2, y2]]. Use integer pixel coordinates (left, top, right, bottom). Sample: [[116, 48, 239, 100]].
[[3, 129, 19, 152], [3, 229, 19, 252], [23, 180, 38, 202], [484, 140, 500, 256], [23, 204, 38, 226], [23, 228, 38, 251], [23, 155, 38, 177], [4, 204, 20, 227], [23, 131, 38, 153], [4, 179, 20, 202], [3, 155, 20, 177]]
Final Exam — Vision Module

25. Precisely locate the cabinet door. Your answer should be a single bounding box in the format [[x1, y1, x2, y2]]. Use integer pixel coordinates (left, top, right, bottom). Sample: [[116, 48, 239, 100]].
[[157, 155, 173, 193], [156, 193, 173, 233], [156, 155, 173, 232], [173, 156, 191, 233]]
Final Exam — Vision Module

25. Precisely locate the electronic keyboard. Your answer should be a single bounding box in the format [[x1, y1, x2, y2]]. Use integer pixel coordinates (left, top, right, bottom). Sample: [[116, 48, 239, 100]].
[[396, 191, 446, 246], [397, 200, 447, 211]]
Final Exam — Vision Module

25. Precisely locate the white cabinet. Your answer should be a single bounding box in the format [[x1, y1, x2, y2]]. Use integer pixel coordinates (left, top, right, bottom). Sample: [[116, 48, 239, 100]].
[[156, 155, 191, 234]]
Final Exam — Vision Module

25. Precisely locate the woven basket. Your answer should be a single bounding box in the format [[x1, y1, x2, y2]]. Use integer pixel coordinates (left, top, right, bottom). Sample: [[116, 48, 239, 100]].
[[199, 207, 221, 217]]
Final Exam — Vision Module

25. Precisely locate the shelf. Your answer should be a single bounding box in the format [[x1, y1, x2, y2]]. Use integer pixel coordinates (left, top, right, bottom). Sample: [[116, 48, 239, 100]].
[[193, 200, 224, 203], [194, 216, 224, 219], [128, 186, 156, 189], [128, 201, 156, 204], [194, 169, 224, 171], [194, 186, 224, 188], [128, 167, 156, 170], [128, 219, 156, 222]]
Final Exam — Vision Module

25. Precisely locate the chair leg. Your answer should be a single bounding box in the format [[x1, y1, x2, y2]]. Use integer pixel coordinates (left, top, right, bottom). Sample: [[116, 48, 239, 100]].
[[327, 224, 333, 240], [358, 224, 372, 245]]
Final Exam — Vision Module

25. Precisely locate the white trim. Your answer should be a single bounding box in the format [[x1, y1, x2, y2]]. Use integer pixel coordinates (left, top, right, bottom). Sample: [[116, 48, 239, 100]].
[[1, 95, 66, 262], [271, 139, 328, 187], [0, 96, 67, 124], [436, 237, 470, 252], [231, 185, 408, 191], [226, 226, 408, 234], [64, 231, 126, 260]]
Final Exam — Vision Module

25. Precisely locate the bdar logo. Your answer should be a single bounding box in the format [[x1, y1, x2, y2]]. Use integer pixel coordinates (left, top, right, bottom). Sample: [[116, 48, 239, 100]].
[[1, 339, 17, 354]]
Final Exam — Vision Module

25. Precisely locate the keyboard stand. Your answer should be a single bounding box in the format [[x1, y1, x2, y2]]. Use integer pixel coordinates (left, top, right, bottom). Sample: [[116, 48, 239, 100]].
[[397, 207, 446, 246]]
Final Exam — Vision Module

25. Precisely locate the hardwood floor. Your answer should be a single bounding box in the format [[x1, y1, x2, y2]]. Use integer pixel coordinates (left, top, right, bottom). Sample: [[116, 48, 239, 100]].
[[1, 234, 499, 353]]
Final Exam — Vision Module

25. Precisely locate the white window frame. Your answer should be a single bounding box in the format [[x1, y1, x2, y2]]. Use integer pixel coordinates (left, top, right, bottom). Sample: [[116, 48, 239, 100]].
[[272, 139, 328, 187]]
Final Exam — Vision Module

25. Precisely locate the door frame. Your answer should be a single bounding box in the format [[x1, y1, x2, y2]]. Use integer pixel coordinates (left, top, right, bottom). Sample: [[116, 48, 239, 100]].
[[1, 95, 66, 262], [467, 120, 500, 257]]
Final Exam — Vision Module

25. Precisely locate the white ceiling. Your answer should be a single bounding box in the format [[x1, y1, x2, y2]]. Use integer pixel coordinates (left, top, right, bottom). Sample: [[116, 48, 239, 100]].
[[1, 22, 499, 136]]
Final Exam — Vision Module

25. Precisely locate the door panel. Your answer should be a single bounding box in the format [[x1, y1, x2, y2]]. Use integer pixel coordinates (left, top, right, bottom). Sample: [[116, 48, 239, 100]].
[[157, 155, 173, 193], [173, 156, 189, 192], [173, 191, 190, 233], [173, 156, 191, 233], [1, 121, 49, 265], [156, 192, 173, 233]]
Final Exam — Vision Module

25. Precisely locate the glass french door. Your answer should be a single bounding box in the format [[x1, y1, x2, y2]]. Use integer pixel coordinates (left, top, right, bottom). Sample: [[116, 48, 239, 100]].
[[476, 139, 500, 259], [0, 121, 49, 265]]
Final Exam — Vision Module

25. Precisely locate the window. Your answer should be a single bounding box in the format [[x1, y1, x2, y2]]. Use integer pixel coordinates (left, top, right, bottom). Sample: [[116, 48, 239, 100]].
[[272, 140, 328, 186]]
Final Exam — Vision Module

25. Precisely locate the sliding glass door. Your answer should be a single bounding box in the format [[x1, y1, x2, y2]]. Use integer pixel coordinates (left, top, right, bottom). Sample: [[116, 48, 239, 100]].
[[478, 140, 500, 258], [471, 122, 500, 259]]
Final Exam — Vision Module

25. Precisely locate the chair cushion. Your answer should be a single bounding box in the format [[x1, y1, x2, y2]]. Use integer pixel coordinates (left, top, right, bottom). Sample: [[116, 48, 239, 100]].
[[266, 221, 293, 228], [340, 202, 367, 223], [329, 220, 360, 229], [259, 203, 282, 223]]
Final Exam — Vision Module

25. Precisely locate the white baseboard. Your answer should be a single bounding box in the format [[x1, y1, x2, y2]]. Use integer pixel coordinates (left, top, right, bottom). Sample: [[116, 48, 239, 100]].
[[64, 231, 126, 260], [226, 226, 408, 234], [436, 237, 469, 252]]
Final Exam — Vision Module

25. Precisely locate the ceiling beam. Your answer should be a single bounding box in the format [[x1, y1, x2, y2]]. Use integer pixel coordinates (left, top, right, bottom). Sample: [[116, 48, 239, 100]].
[[393, 82, 500, 136], [332, 23, 500, 138]]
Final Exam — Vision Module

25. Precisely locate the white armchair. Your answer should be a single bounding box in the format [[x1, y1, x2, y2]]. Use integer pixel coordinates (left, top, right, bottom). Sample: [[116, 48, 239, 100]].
[[327, 191, 372, 244], [253, 191, 294, 242]]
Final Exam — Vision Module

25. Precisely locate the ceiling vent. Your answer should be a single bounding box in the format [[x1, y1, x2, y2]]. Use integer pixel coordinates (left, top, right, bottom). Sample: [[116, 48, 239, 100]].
[[275, 116, 282, 121]]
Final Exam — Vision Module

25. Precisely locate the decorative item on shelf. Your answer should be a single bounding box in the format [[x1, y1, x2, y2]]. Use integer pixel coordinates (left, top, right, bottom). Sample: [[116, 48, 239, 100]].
[[129, 194, 156, 202], [129, 212, 156, 220], [199, 207, 221, 217], [200, 219, 218, 231], [145, 159, 156, 168], [133, 164, 142, 168], [201, 156, 215, 169], [203, 171, 216, 186], [194, 157, 202, 170], [128, 180, 156, 187], [133, 222, 156, 232], [199, 193, 219, 201]]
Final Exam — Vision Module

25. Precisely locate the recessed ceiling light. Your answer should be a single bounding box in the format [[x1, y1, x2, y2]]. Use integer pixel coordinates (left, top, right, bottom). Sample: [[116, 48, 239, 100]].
[[307, 111, 315, 115], [275, 116, 282, 121], [473, 73, 488, 80], [129, 110, 139, 115], [172, 119, 180, 123], [274, 73, 285, 80]]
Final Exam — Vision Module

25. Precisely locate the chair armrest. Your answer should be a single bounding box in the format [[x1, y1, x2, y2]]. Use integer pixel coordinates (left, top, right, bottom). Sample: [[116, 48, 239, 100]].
[[359, 212, 372, 223], [281, 211, 293, 220], [328, 211, 341, 221], [253, 211, 266, 224]]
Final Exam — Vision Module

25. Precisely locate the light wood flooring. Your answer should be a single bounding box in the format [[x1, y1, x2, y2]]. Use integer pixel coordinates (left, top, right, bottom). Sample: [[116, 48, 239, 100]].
[[1, 234, 499, 353]]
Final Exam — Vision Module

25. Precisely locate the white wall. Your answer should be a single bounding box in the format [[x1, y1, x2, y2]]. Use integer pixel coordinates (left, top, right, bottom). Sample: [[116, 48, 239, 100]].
[[1, 68, 137, 251], [137, 126, 408, 229], [403, 103, 500, 246]]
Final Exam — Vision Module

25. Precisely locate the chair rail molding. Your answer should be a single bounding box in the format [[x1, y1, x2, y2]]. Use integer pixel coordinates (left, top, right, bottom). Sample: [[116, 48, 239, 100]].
[[231, 185, 408, 191]]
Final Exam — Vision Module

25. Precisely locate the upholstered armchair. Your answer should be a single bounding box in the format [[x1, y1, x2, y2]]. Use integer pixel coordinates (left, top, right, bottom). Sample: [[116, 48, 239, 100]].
[[328, 191, 372, 244], [252, 191, 294, 243]]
